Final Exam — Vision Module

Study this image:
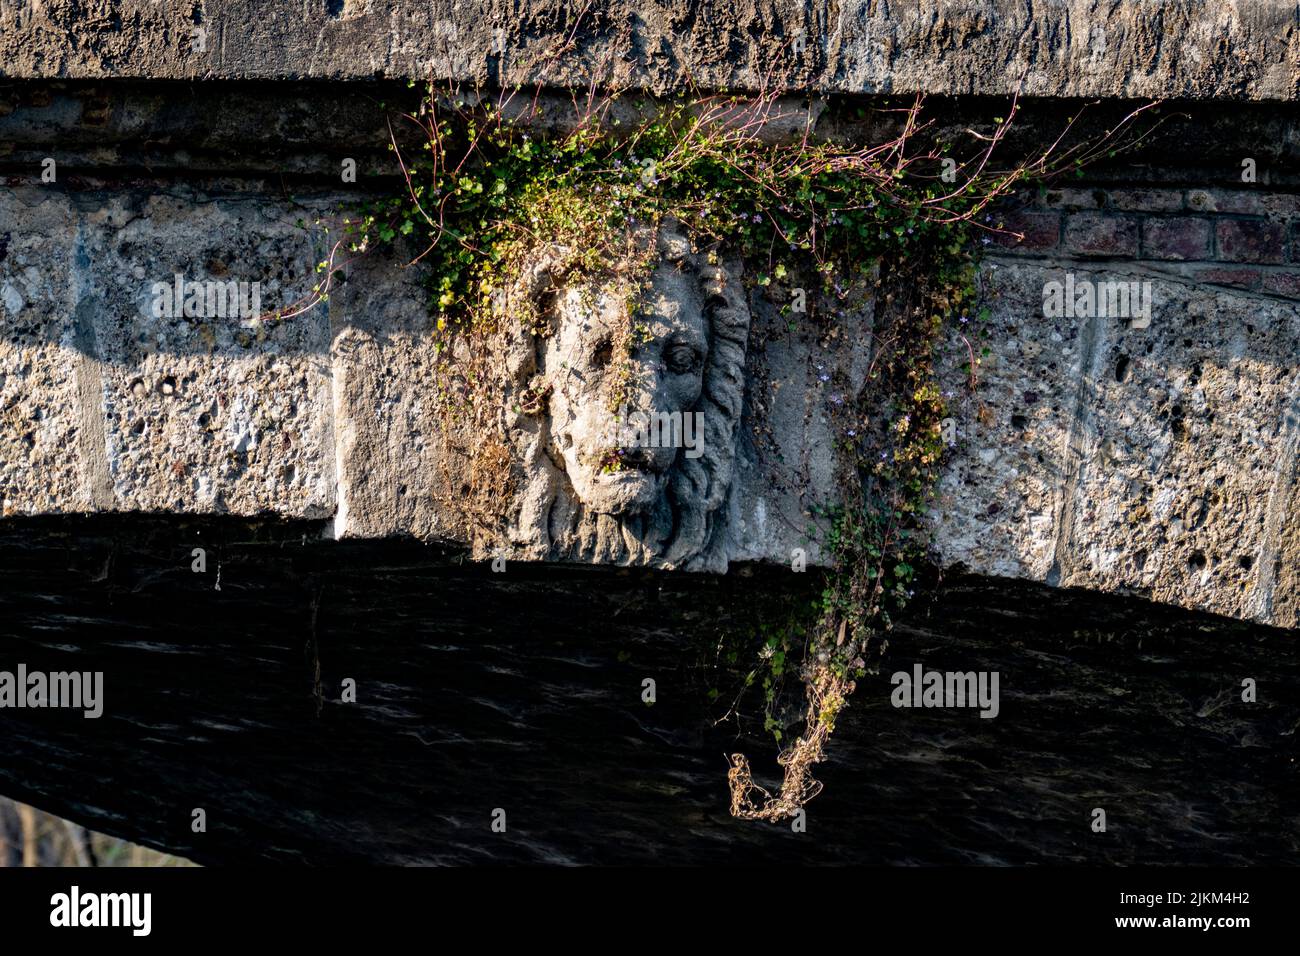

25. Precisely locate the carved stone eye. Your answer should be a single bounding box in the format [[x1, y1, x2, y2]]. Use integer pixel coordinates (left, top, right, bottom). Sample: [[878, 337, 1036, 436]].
[[590, 335, 613, 369], [665, 342, 698, 374]]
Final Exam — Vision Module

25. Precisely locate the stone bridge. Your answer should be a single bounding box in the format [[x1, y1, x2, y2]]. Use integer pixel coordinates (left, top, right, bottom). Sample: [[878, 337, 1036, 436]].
[[0, 89, 1295, 627], [0, 2, 1296, 865]]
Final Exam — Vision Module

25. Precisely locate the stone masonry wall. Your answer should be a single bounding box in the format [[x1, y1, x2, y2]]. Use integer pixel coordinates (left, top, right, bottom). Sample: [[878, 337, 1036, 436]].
[[0, 82, 1295, 629], [935, 179, 1299, 630]]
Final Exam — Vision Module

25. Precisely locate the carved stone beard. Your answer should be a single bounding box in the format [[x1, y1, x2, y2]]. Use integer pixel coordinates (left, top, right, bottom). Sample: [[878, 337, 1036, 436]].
[[502, 222, 751, 571]]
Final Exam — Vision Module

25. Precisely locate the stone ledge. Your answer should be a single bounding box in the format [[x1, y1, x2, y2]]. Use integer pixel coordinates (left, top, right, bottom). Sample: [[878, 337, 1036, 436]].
[[1, 183, 1296, 628], [0, 1, 1297, 101]]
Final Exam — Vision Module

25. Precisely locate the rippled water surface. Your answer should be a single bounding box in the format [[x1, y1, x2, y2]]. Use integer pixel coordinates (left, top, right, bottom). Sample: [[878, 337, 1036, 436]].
[[0, 517, 1296, 865]]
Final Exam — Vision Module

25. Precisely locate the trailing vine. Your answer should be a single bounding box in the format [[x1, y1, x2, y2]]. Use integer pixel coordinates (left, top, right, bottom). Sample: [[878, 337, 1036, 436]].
[[346, 80, 1160, 821]]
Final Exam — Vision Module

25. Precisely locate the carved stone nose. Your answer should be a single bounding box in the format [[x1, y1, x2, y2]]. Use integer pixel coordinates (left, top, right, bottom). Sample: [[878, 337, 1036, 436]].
[[625, 369, 674, 409]]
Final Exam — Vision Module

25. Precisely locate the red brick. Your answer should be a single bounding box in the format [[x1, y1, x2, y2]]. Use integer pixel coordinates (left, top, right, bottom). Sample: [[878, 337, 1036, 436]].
[[1195, 267, 1261, 291], [1038, 187, 1105, 210], [1261, 272, 1300, 299], [1215, 219, 1286, 263], [1141, 217, 1210, 261], [1259, 194, 1300, 217], [1188, 189, 1261, 214], [1188, 189, 1300, 217], [1108, 188, 1183, 212], [990, 210, 1060, 254], [1062, 213, 1139, 257]]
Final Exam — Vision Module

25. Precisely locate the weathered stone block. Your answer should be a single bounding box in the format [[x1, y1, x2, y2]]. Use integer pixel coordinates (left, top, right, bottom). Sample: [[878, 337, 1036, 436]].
[[928, 260, 1078, 582], [930, 257, 1300, 629], [0, 190, 93, 515], [729, 288, 874, 567], [3, 0, 1296, 102], [1273, 423, 1300, 629], [1056, 276, 1300, 628], [81, 193, 337, 517], [328, 249, 464, 544]]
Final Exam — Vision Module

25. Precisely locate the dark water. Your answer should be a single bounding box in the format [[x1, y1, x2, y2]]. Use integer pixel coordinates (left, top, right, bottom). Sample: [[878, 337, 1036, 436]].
[[0, 517, 1296, 865]]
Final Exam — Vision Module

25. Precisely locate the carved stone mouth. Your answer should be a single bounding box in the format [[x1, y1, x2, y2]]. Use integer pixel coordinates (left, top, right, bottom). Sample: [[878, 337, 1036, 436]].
[[595, 447, 657, 474]]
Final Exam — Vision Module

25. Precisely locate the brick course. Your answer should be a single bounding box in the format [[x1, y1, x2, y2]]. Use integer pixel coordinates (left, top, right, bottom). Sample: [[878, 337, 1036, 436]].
[[1062, 213, 1139, 257], [995, 187, 1299, 276]]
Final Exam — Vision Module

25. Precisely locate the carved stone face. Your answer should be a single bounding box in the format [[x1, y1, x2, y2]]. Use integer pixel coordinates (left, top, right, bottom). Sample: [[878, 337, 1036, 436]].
[[541, 260, 709, 514], [501, 220, 750, 569]]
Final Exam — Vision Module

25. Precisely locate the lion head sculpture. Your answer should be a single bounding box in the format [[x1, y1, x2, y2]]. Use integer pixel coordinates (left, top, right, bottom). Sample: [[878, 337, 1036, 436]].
[[495, 219, 751, 570]]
